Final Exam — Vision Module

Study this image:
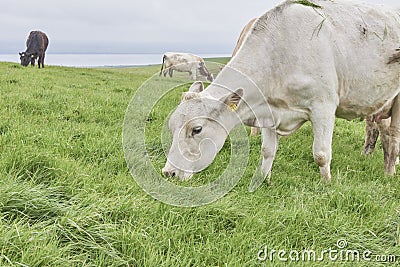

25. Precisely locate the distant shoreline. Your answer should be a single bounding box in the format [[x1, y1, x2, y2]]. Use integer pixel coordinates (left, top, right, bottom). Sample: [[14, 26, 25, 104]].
[[0, 53, 230, 68]]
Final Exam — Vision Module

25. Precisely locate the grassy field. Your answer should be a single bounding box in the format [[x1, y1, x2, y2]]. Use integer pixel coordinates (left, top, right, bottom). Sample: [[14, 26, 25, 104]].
[[0, 60, 399, 266]]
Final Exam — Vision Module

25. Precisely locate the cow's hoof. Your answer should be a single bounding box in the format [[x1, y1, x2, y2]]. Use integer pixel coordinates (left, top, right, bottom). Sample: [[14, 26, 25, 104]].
[[321, 173, 331, 183], [361, 147, 374, 155]]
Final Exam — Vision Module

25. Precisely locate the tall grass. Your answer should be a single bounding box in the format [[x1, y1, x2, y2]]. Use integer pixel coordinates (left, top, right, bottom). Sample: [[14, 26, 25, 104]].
[[0, 61, 399, 266]]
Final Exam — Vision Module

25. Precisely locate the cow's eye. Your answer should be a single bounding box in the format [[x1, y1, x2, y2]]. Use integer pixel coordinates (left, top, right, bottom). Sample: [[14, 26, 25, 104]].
[[192, 126, 202, 135]]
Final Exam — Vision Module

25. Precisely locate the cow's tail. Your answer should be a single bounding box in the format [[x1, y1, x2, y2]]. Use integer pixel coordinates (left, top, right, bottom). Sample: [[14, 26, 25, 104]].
[[159, 54, 166, 76]]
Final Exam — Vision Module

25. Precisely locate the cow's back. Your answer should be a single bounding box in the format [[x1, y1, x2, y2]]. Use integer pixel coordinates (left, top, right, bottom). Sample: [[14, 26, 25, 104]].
[[164, 52, 201, 71], [26, 31, 49, 52], [230, 0, 400, 119], [232, 18, 257, 57], [165, 52, 201, 62]]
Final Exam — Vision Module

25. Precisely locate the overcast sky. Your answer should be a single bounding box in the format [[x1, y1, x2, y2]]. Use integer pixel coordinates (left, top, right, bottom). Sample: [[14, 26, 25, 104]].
[[1, 0, 399, 54]]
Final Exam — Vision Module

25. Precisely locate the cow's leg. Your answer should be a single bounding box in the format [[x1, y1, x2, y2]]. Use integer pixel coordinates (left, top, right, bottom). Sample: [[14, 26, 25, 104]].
[[40, 53, 45, 68], [310, 106, 336, 182], [189, 68, 197, 80], [385, 95, 400, 175], [362, 116, 379, 155], [249, 128, 278, 192], [250, 127, 260, 136], [163, 66, 169, 77], [376, 117, 391, 168], [169, 68, 173, 78], [187, 71, 193, 80], [38, 54, 42, 68]]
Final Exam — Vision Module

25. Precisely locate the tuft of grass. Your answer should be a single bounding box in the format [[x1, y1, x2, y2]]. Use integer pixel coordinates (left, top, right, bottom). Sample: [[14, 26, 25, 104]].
[[294, 0, 322, 9]]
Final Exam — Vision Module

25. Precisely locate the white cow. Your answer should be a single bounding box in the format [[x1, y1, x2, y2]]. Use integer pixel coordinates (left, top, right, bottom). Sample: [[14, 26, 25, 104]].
[[159, 52, 214, 82], [162, 0, 400, 186]]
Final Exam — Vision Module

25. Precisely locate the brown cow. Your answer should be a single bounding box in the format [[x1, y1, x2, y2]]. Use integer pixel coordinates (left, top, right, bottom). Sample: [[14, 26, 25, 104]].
[[19, 31, 49, 68]]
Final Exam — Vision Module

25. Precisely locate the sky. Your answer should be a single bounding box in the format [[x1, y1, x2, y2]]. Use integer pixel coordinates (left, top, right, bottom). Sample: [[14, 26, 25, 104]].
[[1, 0, 399, 54]]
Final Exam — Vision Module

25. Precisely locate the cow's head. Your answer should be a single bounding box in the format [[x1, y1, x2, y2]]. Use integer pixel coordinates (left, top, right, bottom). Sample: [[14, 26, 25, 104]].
[[198, 61, 214, 82], [19, 52, 35, 67], [162, 81, 243, 180], [206, 73, 214, 82]]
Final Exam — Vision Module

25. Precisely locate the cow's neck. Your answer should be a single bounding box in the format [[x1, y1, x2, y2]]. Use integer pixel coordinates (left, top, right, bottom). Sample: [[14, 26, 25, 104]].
[[202, 61, 275, 130]]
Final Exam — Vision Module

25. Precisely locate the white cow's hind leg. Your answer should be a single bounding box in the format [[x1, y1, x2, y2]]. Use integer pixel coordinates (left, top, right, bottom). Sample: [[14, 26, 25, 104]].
[[362, 116, 379, 155], [249, 128, 278, 192], [310, 106, 336, 182], [375, 118, 391, 169], [386, 95, 400, 175]]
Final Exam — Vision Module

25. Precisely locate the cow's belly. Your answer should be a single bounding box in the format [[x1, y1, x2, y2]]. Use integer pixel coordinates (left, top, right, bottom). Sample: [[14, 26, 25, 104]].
[[336, 77, 400, 120], [336, 101, 392, 120], [171, 63, 196, 73]]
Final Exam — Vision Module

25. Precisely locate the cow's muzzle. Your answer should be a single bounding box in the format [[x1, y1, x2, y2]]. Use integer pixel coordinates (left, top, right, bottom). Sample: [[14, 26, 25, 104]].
[[162, 167, 177, 178], [162, 162, 193, 181]]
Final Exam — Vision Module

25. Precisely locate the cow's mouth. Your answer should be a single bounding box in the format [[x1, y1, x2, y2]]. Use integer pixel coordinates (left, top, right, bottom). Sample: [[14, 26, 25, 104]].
[[162, 163, 194, 181]]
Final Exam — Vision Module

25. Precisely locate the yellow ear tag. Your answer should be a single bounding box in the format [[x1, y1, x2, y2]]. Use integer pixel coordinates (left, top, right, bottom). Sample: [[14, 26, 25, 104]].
[[228, 103, 238, 111]]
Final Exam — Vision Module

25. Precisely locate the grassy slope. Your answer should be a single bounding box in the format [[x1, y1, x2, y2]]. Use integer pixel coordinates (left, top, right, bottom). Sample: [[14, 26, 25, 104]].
[[0, 61, 399, 266]]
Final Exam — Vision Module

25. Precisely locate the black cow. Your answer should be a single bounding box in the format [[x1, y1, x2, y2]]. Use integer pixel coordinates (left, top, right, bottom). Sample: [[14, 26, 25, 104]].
[[19, 31, 49, 68]]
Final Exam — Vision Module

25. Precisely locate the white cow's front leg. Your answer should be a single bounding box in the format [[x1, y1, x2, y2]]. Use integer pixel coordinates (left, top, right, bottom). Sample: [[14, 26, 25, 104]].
[[193, 67, 198, 80], [249, 128, 278, 192], [310, 108, 336, 182]]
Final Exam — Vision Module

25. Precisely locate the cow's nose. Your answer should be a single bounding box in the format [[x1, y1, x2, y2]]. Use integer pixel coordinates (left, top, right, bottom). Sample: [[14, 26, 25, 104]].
[[162, 167, 176, 178]]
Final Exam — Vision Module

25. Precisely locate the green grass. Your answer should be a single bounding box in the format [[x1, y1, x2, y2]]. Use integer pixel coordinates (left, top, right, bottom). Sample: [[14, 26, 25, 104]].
[[0, 60, 399, 266], [294, 0, 322, 9]]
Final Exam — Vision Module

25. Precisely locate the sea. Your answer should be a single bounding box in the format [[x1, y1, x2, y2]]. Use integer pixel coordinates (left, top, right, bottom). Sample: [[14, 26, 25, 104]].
[[0, 53, 230, 68]]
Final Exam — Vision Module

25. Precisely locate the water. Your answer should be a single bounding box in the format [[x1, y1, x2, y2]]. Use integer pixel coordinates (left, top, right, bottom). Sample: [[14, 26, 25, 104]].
[[0, 53, 230, 68]]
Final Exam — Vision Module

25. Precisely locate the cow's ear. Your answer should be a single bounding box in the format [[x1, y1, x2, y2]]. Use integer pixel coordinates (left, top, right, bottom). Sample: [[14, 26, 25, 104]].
[[181, 92, 200, 103], [19, 52, 23, 56], [188, 81, 204, 93], [221, 88, 243, 111]]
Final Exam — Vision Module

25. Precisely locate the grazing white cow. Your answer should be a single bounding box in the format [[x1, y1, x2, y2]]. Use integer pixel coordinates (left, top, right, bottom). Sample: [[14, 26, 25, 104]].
[[159, 52, 214, 82], [162, 0, 400, 185]]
